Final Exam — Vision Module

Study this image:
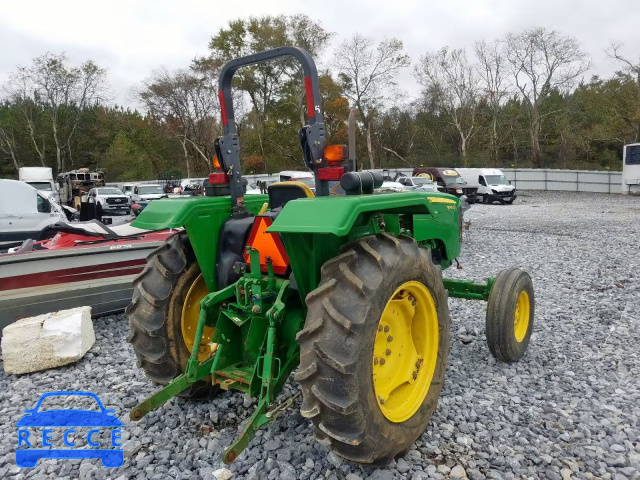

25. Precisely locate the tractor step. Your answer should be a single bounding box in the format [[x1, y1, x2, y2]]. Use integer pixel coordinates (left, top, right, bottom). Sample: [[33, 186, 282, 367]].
[[214, 364, 254, 392]]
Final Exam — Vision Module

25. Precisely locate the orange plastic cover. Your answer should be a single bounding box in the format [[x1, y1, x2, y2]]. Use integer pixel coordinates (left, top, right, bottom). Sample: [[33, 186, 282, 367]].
[[243, 216, 290, 275], [324, 145, 346, 164]]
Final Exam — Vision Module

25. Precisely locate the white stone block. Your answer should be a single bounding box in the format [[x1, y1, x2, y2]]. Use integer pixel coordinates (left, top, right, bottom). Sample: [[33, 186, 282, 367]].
[[1, 306, 95, 374]]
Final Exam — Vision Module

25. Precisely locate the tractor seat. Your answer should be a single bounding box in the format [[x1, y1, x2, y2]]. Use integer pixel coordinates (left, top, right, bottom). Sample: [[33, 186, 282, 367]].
[[267, 181, 314, 209]]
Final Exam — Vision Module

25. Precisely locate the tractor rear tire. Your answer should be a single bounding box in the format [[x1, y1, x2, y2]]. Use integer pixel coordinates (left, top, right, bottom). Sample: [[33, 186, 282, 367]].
[[126, 232, 217, 398], [296, 233, 450, 464], [485, 268, 534, 362]]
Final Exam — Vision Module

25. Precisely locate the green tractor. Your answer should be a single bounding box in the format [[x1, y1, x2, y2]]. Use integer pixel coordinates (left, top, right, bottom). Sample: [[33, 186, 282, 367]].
[[126, 47, 534, 465]]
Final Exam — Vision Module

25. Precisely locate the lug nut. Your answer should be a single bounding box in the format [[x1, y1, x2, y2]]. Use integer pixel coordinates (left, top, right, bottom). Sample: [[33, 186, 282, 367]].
[[413, 371, 418, 380], [387, 335, 393, 342], [378, 396, 385, 405], [384, 325, 390, 333], [378, 325, 383, 332], [385, 349, 391, 356], [380, 358, 386, 365], [374, 358, 379, 365]]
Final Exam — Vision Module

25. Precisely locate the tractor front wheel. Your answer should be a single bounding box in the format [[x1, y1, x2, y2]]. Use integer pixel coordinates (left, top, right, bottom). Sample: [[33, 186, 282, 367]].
[[126, 232, 218, 397], [296, 233, 451, 464], [485, 268, 534, 362]]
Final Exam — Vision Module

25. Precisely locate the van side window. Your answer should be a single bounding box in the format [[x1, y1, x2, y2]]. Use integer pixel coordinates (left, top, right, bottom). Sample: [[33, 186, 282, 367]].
[[479, 176, 486, 186], [37, 195, 51, 214]]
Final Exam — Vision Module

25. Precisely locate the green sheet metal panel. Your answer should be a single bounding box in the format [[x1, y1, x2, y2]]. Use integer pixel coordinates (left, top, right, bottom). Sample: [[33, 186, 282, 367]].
[[268, 191, 457, 236]]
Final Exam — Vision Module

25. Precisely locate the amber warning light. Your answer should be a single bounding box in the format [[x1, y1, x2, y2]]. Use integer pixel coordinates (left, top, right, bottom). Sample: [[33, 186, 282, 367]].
[[324, 145, 347, 165]]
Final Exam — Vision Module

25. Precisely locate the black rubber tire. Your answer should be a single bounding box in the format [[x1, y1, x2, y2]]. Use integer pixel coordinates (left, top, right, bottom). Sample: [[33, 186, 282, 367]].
[[504, 199, 514, 205], [482, 195, 488, 204], [126, 232, 217, 398], [296, 233, 451, 464], [486, 268, 534, 362]]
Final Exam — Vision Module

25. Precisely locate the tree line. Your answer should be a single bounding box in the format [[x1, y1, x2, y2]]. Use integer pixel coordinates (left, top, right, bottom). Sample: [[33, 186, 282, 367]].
[[1, 16, 639, 181]]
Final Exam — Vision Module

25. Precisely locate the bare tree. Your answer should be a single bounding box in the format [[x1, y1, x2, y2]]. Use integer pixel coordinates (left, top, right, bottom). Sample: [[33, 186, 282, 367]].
[[475, 40, 510, 166], [334, 34, 410, 168], [607, 42, 640, 140], [0, 126, 20, 171], [3, 73, 47, 166], [4, 52, 108, 172], [415, 47, 480, 167], [505, 27, 590, 167], [140, 68, 219, 177], [607, 42, 640, 84]]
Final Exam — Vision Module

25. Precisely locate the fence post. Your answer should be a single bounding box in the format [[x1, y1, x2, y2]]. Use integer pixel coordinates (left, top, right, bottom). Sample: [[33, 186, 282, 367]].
[[608, 170, 611, 194], [577, 170, 579, 192], [544, 169, 547, 191]]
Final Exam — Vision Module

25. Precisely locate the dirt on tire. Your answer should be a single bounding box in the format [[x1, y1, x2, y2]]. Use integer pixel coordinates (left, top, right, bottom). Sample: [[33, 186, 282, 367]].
[[296, 232, 451, 464], [126, 232, 216, 398]]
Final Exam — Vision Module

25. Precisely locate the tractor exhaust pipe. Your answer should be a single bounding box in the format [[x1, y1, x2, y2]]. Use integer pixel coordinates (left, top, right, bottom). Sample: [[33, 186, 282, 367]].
[[348, 108, 357, 172]]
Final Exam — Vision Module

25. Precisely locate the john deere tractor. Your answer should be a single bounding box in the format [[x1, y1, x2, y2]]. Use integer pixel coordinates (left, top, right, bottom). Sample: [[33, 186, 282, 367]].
[[126, 47, 534, 464]]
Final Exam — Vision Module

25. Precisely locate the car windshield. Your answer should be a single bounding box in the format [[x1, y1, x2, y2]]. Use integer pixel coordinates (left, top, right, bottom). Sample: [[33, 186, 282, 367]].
[[138, 185, 164, 194], [27, 182, 52, 191], [485, 175, 509, 185], [97, 188, 125, 195], [412, 178, 434, 185], [443, 175, 466, 185], [37, 395, 101, 412]]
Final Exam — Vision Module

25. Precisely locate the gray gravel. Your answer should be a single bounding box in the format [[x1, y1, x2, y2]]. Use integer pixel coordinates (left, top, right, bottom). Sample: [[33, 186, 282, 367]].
[[1, 191, 639, 479]]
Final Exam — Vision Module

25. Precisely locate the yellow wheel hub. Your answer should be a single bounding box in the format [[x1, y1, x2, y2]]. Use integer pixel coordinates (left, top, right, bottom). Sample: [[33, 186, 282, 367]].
[[514, 290, 530, 343], [372, 281, 439, 423], [181, 274, 216, 362]]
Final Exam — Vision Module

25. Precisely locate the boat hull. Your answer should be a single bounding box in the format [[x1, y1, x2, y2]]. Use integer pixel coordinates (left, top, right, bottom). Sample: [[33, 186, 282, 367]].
[[0, 239, 166, 333]]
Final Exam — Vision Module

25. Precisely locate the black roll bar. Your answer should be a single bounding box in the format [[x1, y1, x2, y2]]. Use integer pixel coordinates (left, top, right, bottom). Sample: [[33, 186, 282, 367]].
[[215, 47, 327, 207]]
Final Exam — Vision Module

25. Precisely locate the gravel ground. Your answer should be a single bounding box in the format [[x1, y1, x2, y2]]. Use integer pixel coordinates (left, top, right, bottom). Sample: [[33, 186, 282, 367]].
[[1, 190, 639, 480]]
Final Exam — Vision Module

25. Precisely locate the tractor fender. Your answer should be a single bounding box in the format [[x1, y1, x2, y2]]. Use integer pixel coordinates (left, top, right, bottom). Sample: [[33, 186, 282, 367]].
[[267, 191, 457, 235], [267, 191, 461, 264], [131, 195, 269, 291]]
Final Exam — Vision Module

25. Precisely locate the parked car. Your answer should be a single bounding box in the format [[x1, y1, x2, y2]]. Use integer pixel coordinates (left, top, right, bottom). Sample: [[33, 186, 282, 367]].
[[412, 167, 478, 203], [278, 171, 316, 192], [456, 168, 517, 204], [397, 176, 438, 192], [87, 187, 131, 216], [376, 181, 411, 193], [120, 183, 137, 198], [0, 180, 71, 249], [131, 184, 168, 206]]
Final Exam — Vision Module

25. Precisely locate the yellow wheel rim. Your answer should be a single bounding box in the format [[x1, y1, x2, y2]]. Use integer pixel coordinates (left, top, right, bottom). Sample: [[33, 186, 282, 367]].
[[181, 274, 216, 362], [372, 281, 439, 423], [514, 290, 530, 343]]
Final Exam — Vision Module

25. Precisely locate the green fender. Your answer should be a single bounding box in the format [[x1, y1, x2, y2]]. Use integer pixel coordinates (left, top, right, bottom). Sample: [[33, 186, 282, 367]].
[[268, 191, 461, 299], [131, 195, 269, 291]]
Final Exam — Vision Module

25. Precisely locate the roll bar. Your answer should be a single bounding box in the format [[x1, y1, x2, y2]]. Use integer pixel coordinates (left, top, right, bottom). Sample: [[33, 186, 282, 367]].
[[214, 47, 327, 207]]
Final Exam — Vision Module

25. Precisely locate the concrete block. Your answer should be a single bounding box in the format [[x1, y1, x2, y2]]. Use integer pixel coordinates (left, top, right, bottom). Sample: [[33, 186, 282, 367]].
[[1, 306, 95, 374]]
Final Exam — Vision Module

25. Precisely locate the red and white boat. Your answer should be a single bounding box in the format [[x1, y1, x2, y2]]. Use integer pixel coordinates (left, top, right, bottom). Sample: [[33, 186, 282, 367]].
[[0, 221, 175, 332]]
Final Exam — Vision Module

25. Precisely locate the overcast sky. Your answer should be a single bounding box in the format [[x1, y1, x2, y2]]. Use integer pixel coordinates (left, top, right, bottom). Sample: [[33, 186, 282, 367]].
[[1, 0, 638, 107]]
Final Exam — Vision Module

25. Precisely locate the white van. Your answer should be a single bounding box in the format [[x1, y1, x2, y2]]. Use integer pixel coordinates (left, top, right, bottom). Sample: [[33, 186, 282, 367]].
[[18, 167, 59, 204], [456, 168, 517, 204], [0, 179, 69, 248]]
